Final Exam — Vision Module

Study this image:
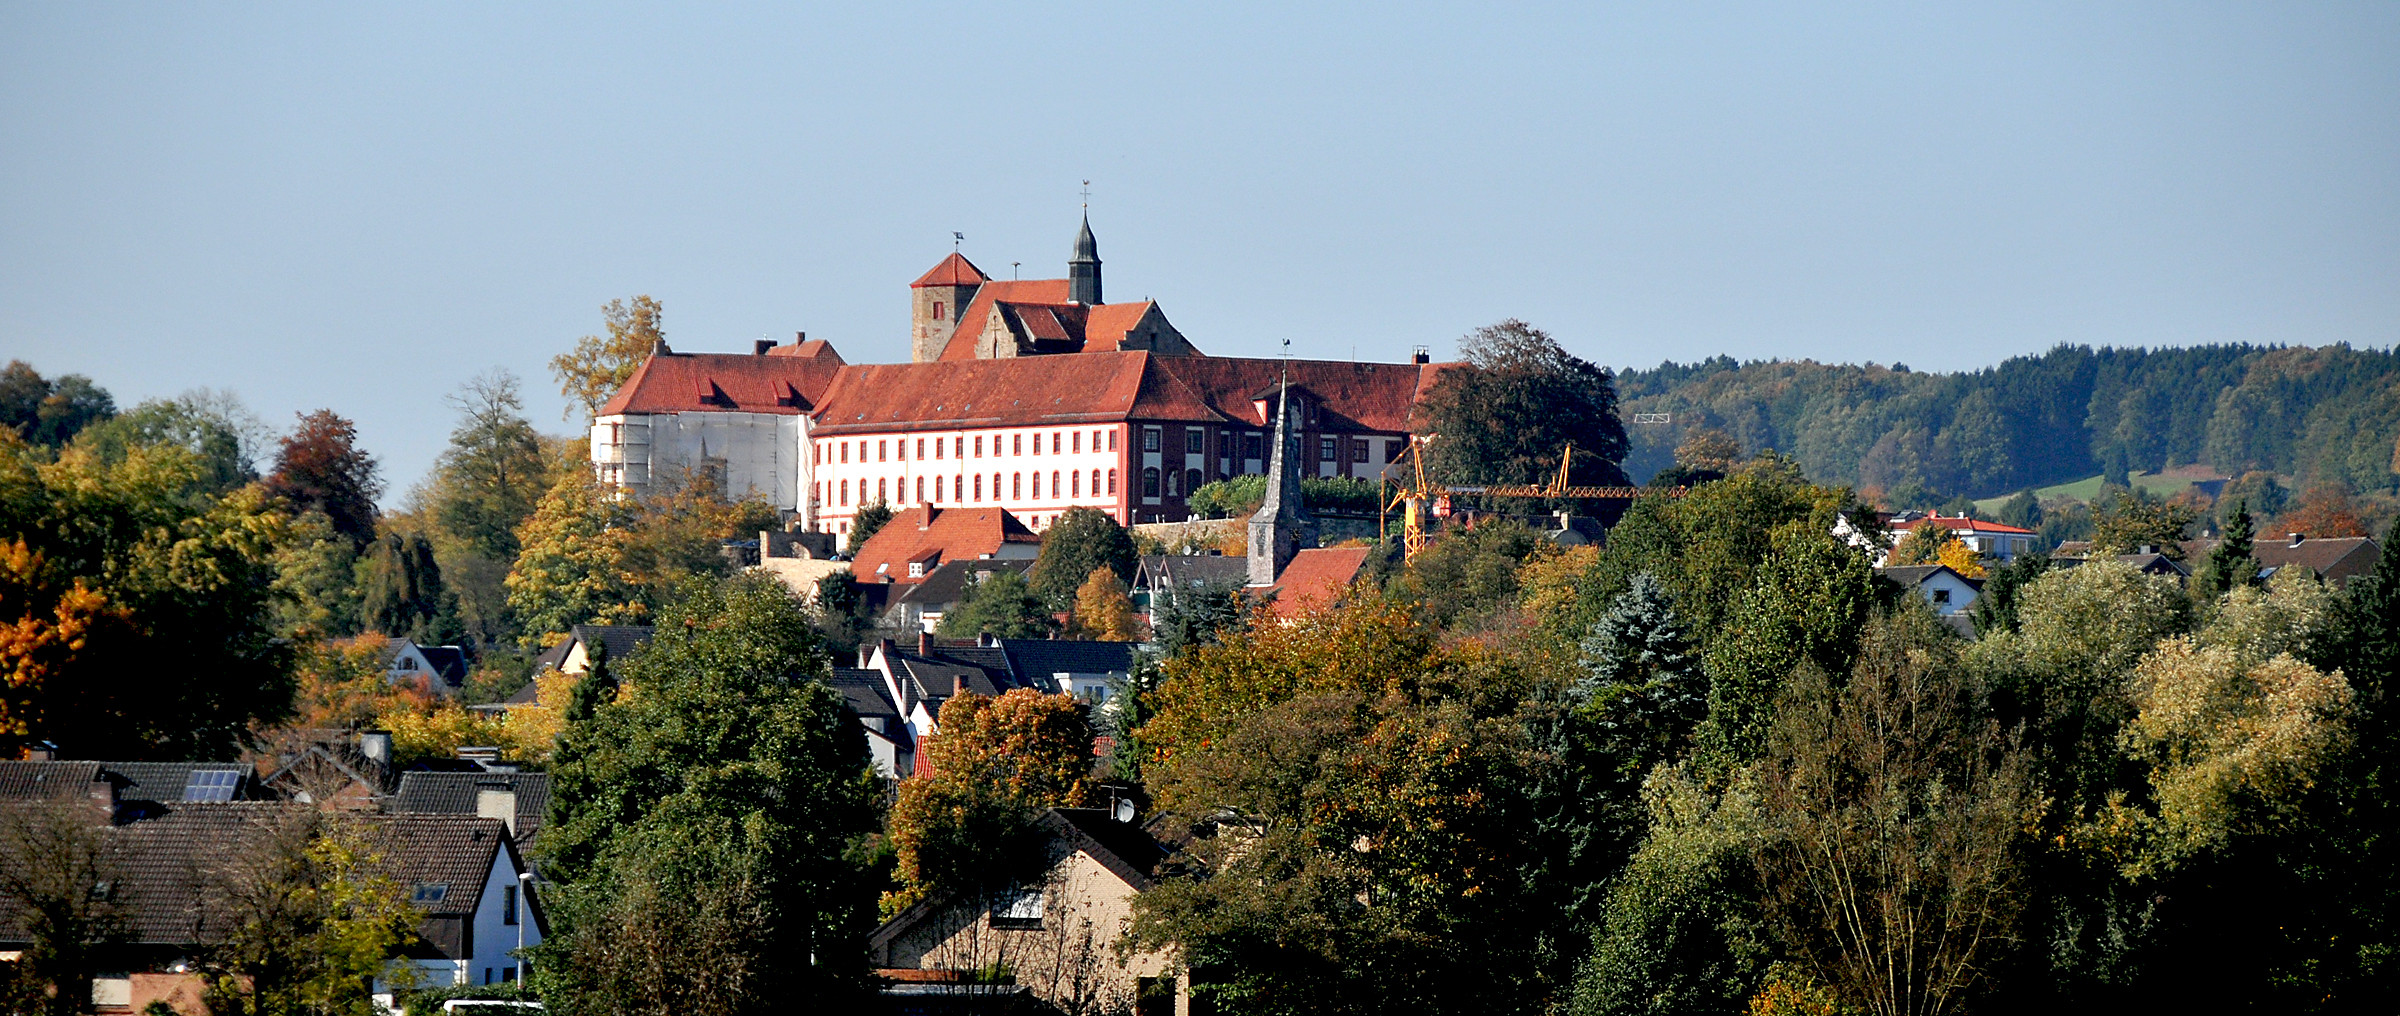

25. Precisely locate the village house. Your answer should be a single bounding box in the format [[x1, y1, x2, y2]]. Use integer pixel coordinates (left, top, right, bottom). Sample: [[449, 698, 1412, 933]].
[[588, 217, 1454, 539], [1883, 511, 2040, 562], [869, 807, 1183, 1016], [382, 639, 471, 697], [0, 765, 540, 1015]]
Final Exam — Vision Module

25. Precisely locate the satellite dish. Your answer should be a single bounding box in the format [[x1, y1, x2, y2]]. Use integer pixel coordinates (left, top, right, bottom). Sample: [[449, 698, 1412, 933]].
[[1112, 797, 1137, 824]]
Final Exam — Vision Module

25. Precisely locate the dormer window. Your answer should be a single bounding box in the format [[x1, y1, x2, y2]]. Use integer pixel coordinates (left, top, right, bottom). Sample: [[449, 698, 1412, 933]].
[[909, 562, 925, 578]]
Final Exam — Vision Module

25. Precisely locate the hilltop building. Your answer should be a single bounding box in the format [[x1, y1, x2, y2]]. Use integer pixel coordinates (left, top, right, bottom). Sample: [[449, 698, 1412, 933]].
[[590, 217, 1453, 537]]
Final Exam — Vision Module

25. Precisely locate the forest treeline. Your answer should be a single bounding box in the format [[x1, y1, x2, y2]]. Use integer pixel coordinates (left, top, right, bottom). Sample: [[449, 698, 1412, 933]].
[[1617, 343, 2400, 502]]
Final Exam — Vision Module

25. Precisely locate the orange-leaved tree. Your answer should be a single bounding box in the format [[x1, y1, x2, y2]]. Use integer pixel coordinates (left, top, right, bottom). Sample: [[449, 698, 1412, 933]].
[[0, 539, 131, 754], [1069, 567, 1145, 642], [885, 688, 1094, 915]]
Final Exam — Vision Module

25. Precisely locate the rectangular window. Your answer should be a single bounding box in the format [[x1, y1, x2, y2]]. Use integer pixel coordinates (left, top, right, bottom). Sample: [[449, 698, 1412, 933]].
[[991, 886, 1044, 930], [1052, 432, 1062, 454], [1320, 437, 1337, 461], [1032, 433, 1041, 456], [878, 440, 887, 462], [917, 438, 926, 459], [955, 437, 964, 458], [1108, 430, 1117, 451], [813, 443, 821, 465], [1187, 428, 1205, 456], [1245, 434, 1262, 460], [503, 885, 518, 926], [933, 300, 945, 320], [975, 436, 984, 457], [1072, 432, 1081, 454], [934, 438, 944, 460], [1142, 428, 1160, 452], [1013, 434, 1022, 456], [1386, 440, 1404, 463], [1351, 439, 1370, 462], [840, 442, 849, 463]]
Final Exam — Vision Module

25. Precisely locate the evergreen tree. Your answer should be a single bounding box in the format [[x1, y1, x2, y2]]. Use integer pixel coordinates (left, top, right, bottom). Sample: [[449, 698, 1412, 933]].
[[1968, 552, 2051, 637], [1149, 577, 1253, 659], [1997, 490, 2044, 532], [844, 498, 893, 554], [2191, 500, 2261, 604]]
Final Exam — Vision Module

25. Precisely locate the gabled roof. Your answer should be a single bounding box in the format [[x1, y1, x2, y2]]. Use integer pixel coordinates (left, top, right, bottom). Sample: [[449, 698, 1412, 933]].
[[1878, 564, 1983, 590], [994, 639, 1140, 680], [1081, 302, 1164, 352], [911, 253, 990, 288], [849, 506, 1041, 585], [866, 806, 1169, 955], [2182, 535, 2380, 585], [810, 353, 1449, 436], [599, 345, 849, 417], [390, 771, 552, 848], [1890, 513, 2035, 536], [938, 279, 1075, 360], [0, 804, 516, 948], [827, 668, 903, 725], [1134, 554, 1250, 591], [892, 558, 1035, 607], [1260, 546, 1373, 618], [0, 760, 107, 802], [568, 624, 655, 667]]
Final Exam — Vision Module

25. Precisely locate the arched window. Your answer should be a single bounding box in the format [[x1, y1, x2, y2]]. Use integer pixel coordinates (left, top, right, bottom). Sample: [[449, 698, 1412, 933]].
[[916, 476, 925, 503], [878, 478, 888, 502], [1012, 473, 1021, 498], [955, 474, 963, 500], [1142, 467, 1160, 498], [935, 476, 944, 502], [1052, 471, 1062, 498], [1069, 471, 1080, 497], [1185, 469, 1203, 496], [973, 474, 983, 501], [839, 480, 849, 506], [1105, 469, 1115, 495]]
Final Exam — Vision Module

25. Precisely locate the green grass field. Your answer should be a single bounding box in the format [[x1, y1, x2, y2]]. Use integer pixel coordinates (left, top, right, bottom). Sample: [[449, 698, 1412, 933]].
[[1972, 471, 2200, 513]]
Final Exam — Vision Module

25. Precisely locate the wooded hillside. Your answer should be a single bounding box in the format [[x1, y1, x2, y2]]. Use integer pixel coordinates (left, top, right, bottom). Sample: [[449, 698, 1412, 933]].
[[1617, 344, 2400, 500]]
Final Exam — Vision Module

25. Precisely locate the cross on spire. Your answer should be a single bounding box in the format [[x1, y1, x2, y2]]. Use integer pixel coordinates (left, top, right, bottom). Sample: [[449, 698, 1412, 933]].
[[1080, 180, 1091, 210]]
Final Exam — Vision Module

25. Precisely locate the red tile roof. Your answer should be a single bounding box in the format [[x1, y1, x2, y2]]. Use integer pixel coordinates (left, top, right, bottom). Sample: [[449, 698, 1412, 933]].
[[600, 346, 849, 417], [1082, 302, 1158, 351], [849, 506, 1040, 584], [810, 353, 1448, 436], [1262, 546, 1373, 618], [911, 253, 989, 288], [1902, 516, 2036, 536], [939, 279, 1075, 360]]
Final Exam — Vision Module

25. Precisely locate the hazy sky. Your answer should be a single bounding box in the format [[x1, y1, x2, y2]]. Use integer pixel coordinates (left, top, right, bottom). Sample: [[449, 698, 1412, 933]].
[[5, 3, 2395, 496]]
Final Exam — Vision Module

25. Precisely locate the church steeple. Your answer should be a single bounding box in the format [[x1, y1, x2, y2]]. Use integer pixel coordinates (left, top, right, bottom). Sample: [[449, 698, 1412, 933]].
[[1068, 212, 1102, 305], [1248, 375, 1317, 586]]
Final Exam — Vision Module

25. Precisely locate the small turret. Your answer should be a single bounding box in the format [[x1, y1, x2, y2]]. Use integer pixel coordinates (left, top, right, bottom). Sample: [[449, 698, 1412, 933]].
[[1068, 213, 1102, 305]]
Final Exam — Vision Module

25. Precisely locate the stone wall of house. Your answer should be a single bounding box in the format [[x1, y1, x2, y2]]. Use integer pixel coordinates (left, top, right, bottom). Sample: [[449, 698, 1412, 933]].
[[876, 847, 1174, 1014]]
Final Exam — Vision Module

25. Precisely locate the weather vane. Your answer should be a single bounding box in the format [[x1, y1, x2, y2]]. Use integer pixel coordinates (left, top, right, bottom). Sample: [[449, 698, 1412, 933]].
[[952, 231, 963, 252]]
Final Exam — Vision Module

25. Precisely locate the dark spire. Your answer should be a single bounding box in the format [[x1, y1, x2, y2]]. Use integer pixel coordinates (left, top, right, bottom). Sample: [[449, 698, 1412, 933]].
[[1248, 374, 1317, 586], [1068, 212, 1102, 305]]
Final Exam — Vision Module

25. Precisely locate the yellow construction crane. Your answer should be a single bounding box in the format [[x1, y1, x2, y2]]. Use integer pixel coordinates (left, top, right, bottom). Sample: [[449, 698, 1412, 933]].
[[1381, 439, 1683, 563]]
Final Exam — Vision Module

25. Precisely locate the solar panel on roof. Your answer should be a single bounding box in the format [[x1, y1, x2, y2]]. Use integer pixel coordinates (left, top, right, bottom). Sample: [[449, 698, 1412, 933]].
[[181, 769, 240, 802]]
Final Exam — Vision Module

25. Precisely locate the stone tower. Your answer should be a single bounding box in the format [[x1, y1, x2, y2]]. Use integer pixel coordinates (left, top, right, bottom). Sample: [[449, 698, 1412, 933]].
[[1248, 377, 1318, 586], [1068, 213, 1102, 306], [910, 253, 987, 363]]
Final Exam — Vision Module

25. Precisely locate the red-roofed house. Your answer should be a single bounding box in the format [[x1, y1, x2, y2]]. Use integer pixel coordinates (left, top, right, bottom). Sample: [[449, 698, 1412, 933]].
[[847, 505, 1041, 585], [1258, 546, 1374, 619], [1883, 511, 2040, 562]]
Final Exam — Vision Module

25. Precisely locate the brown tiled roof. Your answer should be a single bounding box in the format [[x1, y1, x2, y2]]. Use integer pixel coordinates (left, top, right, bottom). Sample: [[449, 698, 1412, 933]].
[[1262, 546, 1373, 618], [0, 761, 108, 802], [811, 353, 1446, 436], [848, 506, 1040, 585], [599, 345, 849, 417], [939, 279, 1076, 360], [390, 772, 551, 849], [2180, 535, 2381, 585], [911, 253, 989, 289], [0, 804, 510, 949]]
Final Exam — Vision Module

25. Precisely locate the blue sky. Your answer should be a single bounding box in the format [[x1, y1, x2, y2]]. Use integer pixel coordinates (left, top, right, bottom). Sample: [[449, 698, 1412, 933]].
[[4, 3, 2395, 496]]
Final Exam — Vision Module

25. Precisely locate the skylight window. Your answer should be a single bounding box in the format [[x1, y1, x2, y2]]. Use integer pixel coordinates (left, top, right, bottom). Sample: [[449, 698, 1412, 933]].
[[412, 883, 449, 904], [181, 769, 240, 802]]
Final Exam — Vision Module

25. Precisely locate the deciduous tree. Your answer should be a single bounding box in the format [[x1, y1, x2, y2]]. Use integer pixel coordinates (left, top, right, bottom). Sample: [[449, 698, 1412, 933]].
[[265, 410, 382, 547], [1069, 567, 1142, 641], [1028, 507, 1136, 611], [551, 295, 665, 422], [937, 570, 1052, 640], [1414, 319, 1630, 489], [430, 371, 549, 561], [885, 689, 1094, 913]]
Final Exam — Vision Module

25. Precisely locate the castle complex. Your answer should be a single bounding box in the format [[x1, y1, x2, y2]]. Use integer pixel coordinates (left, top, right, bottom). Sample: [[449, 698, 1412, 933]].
[[589, 217, 1451, 537]]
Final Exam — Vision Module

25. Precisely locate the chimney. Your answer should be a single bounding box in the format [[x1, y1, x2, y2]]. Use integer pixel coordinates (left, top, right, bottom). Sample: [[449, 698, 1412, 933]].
[[358, 731, 392, 767], [1412, 346, 1430, 365], [794, 331, 806, 344], [475, 783, 518, 835], [755, 339, 776, 355], [24, 741, 56, 762], [2137, 544, 2157, 556], [953, 674, 969, 697], [919, 631, 935, 656], [2290, 533, 2306, 548]]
